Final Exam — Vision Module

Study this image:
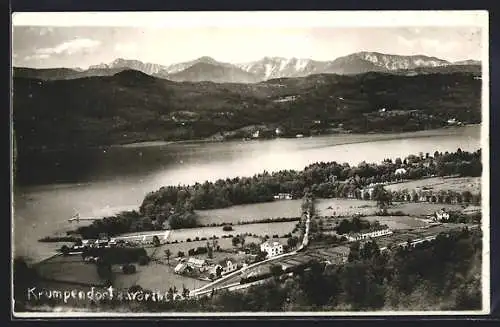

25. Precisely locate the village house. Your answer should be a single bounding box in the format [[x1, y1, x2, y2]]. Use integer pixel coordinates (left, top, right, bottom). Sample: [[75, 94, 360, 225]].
[[273, 193, 293, 200], [435, 209, 450, 222], [260, 240, 284, 258], [174, 262, 188, 274], [186, 257, 209, 272], [346, 227, 393, 242], [361, 182, 382, 200], [394, 168, 407, 176], [210, 259, 241, 277]]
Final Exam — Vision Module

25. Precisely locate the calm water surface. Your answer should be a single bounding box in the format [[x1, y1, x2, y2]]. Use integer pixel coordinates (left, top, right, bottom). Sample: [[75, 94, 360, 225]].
[[13, 125, 481, 262]]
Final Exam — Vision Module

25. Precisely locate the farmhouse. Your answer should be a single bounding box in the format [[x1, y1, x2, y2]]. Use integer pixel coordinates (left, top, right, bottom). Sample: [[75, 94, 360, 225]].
[[260, 240, 284, 258], [346, 227, 393, 242], [274, 193, 293, 200], [435, 209, 450, 221], [174, 262, 188, 274], [394, 168, 407, 175], [211, 259, 240, 277], [186, 257, 209, 271]]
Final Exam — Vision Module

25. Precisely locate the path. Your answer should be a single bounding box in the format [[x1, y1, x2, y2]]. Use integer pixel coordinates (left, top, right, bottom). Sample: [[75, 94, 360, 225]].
[[190, 210, 311, 297]]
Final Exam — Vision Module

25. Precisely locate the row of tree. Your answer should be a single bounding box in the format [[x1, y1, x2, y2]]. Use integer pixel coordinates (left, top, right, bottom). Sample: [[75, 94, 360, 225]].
[[70, 149, 480, 239]]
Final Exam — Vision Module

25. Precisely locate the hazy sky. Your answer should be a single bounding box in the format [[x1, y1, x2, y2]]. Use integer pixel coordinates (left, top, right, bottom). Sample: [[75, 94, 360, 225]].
[[12, 12, 485, 69]]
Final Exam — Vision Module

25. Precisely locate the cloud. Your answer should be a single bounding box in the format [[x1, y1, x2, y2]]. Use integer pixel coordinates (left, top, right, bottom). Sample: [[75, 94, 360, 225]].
[[24, 53, 51, 61], [35, 38, 101, 56], [115, 42, 137, 53]]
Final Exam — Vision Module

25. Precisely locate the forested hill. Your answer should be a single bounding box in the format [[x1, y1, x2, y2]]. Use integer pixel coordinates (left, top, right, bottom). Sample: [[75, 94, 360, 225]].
[[13, 70, 481, 154]]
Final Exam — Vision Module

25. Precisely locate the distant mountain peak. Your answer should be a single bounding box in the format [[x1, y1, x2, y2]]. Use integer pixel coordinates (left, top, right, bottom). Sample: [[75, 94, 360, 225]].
[[195, 56, 218, 63], [17, 51, 481, 84], [454, 59, 481, 65]]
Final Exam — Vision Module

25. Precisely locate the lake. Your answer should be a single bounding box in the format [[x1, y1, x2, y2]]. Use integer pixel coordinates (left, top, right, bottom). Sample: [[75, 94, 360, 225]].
[[13, 125, 481, 263]]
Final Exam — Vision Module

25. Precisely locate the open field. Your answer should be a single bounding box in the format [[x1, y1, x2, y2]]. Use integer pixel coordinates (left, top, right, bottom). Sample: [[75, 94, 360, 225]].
[[316, 199, 377, 216], [362, 215, 429, 230], [195, 200, 302, 225], [388, 202, 468, 216], [153, 236, 263, 259], [385, 177, 481, 194], [112, 262, 209, 294], [167, 221, 296, 242], [35, 255, 105, 286]]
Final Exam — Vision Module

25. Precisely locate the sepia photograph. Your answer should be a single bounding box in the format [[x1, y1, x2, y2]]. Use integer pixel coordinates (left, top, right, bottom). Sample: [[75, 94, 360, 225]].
[[11, 10, 490, 317]]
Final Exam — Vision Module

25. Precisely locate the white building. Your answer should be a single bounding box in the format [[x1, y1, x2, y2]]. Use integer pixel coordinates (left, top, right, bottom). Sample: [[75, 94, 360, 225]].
[[395, 168, 407, 175], [210, 259, 240, 277], [186, 257, 208, 272], [346, 228, 393, 242], [435, 209, 450, 221], [174, 262, 187, 274], [260, 240, 284, 258], [273, 193, 293, 200]]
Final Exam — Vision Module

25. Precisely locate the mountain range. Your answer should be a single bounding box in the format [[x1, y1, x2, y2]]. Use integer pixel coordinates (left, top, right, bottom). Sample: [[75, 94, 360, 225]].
[[13, 51, 481, 83]]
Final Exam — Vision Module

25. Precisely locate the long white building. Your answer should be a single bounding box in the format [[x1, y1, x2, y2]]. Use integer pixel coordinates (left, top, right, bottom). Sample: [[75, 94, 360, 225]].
[[346, 228, 393, 242]]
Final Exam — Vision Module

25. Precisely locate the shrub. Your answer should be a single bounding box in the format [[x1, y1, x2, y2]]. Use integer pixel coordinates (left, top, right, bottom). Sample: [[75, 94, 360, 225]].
[[195, 237, 200, 241], [196, 247, 208, 254], [83, 247, 147, 265], [138, 255, 150, 266], [122, 264, 137, 274], [60, 245, 70, 255], [186, 238, 192, 242], [222, 225, 233, 231]]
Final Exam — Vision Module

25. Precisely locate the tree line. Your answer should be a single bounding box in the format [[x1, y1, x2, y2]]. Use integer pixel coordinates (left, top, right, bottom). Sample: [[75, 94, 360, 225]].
[[69, 148, 480, 239]]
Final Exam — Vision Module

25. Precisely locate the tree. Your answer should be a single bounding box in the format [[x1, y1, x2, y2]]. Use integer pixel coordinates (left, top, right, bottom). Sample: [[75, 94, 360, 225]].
[[122, 264, 136, 274], [462, 191, 473, 204], [177, 251, 185, 258], [60, 245, 70, 255], [270, 264, 284, 280], [138, 255, 150, 266], [97, 260, 113, 280], [164, 249, 171, 265], [13, 256, 39, 311], [287, 236, 299, 249], [182, 284, 190, 298], [207, 246, 214, 259], [348, 242, 361, 262], [372, 184, 392, 214], [152, 235, 161, 247], [232, 236, 241, 247], [256, 251, 268, 262]]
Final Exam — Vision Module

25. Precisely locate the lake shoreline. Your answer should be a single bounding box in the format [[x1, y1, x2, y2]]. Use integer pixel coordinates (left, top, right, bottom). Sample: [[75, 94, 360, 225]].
[[18, 124, 480, 153], [113, 124, 481, 148], [13, 128, 481, 264]]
